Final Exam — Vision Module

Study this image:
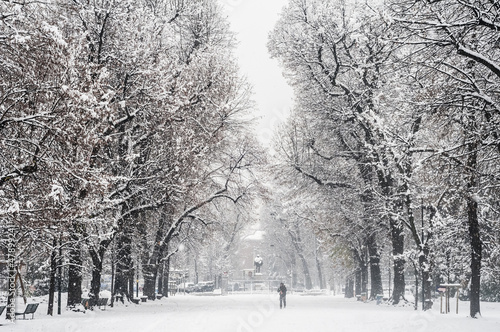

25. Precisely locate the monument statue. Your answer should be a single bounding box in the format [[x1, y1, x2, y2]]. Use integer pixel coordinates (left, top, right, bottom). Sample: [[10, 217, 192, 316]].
[[254, 254, 263, 273]]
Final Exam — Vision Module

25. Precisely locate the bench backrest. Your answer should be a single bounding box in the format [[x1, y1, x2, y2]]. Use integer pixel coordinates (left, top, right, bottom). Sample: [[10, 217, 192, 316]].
[[25, 303, 39, 314]]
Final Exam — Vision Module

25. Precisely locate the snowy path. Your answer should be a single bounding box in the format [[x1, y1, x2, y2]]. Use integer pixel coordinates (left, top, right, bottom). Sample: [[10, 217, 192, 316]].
[[2, 294, 500, 332]]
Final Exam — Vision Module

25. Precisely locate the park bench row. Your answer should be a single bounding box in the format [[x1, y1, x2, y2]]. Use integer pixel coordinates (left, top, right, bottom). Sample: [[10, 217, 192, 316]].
[[81, 297, 109, 310], [0, 297, 110, 320], [0, 295, 159, 320], [0, 303, 39, 320]]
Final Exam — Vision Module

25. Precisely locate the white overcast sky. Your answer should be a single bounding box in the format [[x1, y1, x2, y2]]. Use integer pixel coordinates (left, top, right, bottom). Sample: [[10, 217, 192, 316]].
[[217, 0, 294, 146]]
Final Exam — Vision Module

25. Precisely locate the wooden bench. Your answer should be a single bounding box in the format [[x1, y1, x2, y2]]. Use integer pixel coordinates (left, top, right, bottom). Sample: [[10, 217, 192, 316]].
[[15, 303, 39, 320], [81, 298, 90, 310], [97, 298, 108, 310]]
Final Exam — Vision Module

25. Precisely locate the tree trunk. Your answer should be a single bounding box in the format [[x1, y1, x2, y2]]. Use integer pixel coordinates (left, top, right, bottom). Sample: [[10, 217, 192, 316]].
[[157, 261, 164, 297], [67, 243, 82, 307], [315, 254, 325, 289], [142, 262, 158, 300], [298, 252, 313, 290], [358, 163, 383, 299], [464, 138, 482, 318], [163, 257, 170, 297], [361, 259, 369, 294], [467, 142, 481, 317], [414, 267, 419, 310], [89, 245, 107, 307], [403, 193, 434, 310], [367, 234, 383, 299], [89, 261, 101, 306], [47, 238, 57, 315], [390, 217, 406, 304], [288, 226, 312, 290], [110, 243, 115, 307], [141, 210, 170, 300], [355, 268, 362, 296], [376, 162, 406, 304], [353, 248, 368, 296], [114, 231, 133, 301], [345, 276, 354, 298], [194, 258, 199, 284], [419, 245, 433, 310], [129, 266, 135, 299], [141, 233, 164, 300], [468, 197, 481, 318], [57, 238, 62, 315]]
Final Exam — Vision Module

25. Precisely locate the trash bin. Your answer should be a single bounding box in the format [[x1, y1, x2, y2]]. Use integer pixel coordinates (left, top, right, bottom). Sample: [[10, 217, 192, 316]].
[[376, 294, 383, 305], [361, 292, 367, 302]]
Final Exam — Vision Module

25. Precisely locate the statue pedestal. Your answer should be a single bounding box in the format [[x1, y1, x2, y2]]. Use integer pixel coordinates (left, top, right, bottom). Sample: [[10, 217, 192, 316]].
[[252, 272, 266, 291]]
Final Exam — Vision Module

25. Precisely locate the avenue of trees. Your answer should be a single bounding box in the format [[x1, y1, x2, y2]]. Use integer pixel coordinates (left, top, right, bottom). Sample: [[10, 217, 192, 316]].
[[268, 0, 500, 318], [0, 0, 499, 323], [0, 0, 263, 319]]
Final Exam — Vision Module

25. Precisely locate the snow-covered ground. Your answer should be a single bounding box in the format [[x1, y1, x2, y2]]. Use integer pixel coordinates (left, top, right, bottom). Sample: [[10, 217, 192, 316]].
[[2, 293, 499, 332]]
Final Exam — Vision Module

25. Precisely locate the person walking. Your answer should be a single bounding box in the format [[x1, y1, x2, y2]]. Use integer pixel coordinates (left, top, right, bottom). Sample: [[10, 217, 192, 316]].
[[277, 282, 287, 309]]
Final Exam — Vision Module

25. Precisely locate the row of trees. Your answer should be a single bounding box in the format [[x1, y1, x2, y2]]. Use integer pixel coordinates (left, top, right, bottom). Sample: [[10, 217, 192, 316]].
[[268, 0, 499, 318], [0, 0, 262, 319]]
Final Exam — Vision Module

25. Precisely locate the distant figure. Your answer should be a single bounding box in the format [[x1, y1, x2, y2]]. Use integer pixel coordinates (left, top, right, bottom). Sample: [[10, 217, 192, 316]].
[[277, 282, 287, 309], [254, 255, 263, 273]]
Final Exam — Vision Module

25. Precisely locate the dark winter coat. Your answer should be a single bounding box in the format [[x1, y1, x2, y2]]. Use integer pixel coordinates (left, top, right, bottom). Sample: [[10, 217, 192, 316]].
[[278, 284, 287, 297]]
